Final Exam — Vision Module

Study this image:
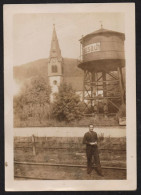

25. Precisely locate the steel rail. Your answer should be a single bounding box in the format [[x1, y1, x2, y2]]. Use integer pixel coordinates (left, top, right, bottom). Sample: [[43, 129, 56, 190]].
[[14, 175, 55, 180], [14, 161, 126, 170]]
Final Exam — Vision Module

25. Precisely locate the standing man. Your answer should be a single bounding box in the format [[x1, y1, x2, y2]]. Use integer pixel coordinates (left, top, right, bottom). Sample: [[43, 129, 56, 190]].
[[83, 124, 103, 176]]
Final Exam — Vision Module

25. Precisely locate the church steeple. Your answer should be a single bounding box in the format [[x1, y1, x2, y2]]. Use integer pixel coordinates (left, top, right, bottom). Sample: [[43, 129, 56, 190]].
[[48, 24, 63, 102], [50, 24, 62, 60]]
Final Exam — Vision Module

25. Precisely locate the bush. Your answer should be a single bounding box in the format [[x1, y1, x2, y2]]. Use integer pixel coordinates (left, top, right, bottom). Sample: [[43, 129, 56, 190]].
[[116, 104, 126, 118], [98, 133, 105, 142], [52, 83, 85, 122]]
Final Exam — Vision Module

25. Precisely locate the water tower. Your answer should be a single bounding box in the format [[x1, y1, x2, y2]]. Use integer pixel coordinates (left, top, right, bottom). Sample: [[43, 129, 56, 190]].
[[78, 27, 125, 114]]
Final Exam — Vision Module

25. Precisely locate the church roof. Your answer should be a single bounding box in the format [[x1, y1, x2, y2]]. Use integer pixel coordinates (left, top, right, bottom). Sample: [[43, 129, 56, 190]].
[[49, 25, 62, 59]]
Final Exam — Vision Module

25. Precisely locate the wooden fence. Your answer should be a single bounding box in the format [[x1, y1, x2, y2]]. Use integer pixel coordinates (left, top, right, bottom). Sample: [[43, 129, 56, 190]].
[[14, 135, 126, 156]]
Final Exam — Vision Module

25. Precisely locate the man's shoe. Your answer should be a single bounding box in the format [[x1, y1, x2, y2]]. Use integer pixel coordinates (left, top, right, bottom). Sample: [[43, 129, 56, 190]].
[[95, 166, 104, 176], [98, 172, 104, 177], [87, 168, 92, 174]]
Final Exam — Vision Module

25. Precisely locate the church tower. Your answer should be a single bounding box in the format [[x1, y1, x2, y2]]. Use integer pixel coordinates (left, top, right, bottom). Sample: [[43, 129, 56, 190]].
[[48, 24, 63, 102]]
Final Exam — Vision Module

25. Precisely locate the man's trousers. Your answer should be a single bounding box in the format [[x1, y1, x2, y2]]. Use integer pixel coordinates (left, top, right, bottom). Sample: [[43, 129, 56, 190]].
[[86, 145, 102, 174]]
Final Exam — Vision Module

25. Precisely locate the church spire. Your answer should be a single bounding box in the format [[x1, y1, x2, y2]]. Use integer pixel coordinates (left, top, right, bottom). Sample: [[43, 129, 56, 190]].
[[49, 24, 62, 59]]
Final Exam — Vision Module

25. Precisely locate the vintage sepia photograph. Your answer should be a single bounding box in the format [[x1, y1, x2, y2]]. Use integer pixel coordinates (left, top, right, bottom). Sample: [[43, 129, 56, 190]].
[[4, 3, 136, 191]]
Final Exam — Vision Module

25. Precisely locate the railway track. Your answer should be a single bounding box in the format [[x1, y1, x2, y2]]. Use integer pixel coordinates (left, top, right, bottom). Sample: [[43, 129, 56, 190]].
[[14, 161, 126, 180], [14, 137, 126, 180], [14, 161, 126, 170]]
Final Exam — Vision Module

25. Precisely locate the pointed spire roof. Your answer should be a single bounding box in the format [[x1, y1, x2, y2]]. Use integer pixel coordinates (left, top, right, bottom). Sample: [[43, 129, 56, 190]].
[[49, 24, 62, 59]]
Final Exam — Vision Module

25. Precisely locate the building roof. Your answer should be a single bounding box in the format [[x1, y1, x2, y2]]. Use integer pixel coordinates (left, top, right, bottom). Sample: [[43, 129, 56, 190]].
[[49, 25, 62, 60], [80, 28, 125, 42]]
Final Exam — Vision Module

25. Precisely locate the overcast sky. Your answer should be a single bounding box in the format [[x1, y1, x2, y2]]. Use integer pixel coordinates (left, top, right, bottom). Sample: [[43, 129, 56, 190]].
[[13, 12, 124, 66]]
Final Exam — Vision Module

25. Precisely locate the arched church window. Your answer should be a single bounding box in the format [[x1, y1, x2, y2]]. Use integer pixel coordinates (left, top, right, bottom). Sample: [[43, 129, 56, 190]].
[[52, 65, 58, 73]]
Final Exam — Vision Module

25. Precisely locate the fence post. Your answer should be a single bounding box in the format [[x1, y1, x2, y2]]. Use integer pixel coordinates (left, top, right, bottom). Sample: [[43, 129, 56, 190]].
[[32, 134, 36, 156]]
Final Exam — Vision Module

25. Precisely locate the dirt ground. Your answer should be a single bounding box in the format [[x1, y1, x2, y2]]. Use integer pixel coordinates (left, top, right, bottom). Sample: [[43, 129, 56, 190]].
[[15, 164, 126, 180], [14, 148, 126, 180]]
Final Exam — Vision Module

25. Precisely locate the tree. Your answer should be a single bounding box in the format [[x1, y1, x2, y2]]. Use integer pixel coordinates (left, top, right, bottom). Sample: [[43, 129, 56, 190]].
[[52, 83, 85, 122], [21, 76, 51, 104], [14, 76, 51, 124]]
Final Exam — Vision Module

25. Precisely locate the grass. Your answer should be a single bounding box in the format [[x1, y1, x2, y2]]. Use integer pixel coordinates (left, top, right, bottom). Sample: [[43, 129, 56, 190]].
[[14, 136, 126, 162], [14, 115, 119, 127], [14, 136, 126, 180]]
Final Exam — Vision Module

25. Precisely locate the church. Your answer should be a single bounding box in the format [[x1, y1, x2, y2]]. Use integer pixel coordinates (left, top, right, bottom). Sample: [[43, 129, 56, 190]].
[[47, 24, 83, 102]]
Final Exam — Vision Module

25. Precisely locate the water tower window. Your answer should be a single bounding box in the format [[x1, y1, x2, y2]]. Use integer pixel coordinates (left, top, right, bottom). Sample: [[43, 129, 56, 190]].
[[52, 65, 58, 73], [53, 80, 57, 85]]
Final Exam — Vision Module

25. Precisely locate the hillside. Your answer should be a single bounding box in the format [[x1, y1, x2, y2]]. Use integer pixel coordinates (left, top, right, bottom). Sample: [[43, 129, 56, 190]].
[[13, 58, 125, 92], [13, 59, 49, 83], [13, 58, 84, 91]]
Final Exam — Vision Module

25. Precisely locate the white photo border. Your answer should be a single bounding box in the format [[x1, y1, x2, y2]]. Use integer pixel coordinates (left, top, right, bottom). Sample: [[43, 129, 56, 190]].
[[4, 3, 136, 191]]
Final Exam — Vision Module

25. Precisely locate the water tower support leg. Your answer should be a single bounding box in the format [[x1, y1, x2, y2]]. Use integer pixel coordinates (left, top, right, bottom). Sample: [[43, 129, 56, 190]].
[[90, 71, 95, 110], [117, 67, 125, 104], [102, 71, 107, 97], [82, 70, 86, 102], [95, 72, 99, 114], [83, 70, 92, 113]]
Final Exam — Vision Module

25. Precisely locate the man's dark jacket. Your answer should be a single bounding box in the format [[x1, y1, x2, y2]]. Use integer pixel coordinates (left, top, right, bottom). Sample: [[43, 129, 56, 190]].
[[83, 131, 98, 146]]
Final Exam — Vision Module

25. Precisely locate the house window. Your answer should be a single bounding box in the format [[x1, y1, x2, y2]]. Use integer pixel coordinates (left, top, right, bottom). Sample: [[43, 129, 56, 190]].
[[52, 65, 57, 73]]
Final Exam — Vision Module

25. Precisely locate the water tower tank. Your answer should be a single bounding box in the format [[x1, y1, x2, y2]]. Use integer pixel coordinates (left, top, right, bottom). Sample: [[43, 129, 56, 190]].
[[78, 28, 125, 115], [78, 28, 125, 72]]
